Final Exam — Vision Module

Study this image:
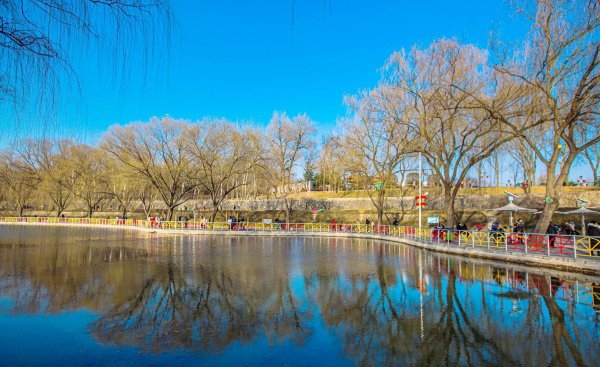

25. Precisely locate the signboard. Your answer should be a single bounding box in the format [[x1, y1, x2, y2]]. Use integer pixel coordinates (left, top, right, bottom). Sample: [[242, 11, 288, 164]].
[[263, 219, 272, 224], [415, 195, 427, 207], [427, 216, 439, 225]]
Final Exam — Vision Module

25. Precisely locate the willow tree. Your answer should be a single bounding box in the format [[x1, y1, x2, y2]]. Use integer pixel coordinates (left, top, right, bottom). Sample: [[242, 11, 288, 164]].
[[185, 119, 265, 222], [384, 39, 514, 227], [103, 159, 142, 219], [467, 0, 600, 232], [341, 88, 414, 226], [101, 117, 197, 220], [63, 143, 111, 218], [0, 1, 171, 135], [0, 150, 40, 216], [11, 139, 76, 216]]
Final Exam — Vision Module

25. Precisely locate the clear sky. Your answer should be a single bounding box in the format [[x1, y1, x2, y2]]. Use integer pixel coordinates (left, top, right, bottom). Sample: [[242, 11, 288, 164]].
[[62, 0, 527, 141]]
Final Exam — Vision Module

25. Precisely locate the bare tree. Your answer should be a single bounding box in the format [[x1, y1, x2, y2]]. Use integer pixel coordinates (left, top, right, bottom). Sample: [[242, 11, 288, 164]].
[[185, 119, 265, 221], [11, 139, 76, 216], [341, 88, 413, 225], [0, 150, 40, 216], [64, 143, 111, 218], [316, 135, 345, 192], [582, 143, 600, 185], [103, 160, 142, 218], [385, 39, 515, 227], [507, 138, 538, 194], [470, 0, 600, 232], [101, 117, 197, 220], [266, 112, 316, 224], [138, 182, 158, 218]]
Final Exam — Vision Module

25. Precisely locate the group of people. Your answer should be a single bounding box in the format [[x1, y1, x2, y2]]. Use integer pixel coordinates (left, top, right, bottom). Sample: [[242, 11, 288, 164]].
[[227, 215, 246, 230], [547, 220, 583, 236]]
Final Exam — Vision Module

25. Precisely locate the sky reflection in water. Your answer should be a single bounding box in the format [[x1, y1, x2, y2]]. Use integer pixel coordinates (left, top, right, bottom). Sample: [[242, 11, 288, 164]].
[[0, 225, 598, 366]]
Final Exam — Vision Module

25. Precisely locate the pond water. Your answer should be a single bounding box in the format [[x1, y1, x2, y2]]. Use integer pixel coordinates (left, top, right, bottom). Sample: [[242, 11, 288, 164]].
[[0, 225, 599, 366]]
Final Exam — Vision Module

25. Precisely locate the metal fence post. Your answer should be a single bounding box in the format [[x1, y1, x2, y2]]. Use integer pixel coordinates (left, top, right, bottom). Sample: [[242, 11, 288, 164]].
[[546, 235, 550, 257], [573, 236, 577, 259]]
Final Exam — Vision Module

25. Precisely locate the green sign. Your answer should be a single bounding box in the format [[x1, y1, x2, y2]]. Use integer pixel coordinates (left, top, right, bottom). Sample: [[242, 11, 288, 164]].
[[545, 197, 553, 203]]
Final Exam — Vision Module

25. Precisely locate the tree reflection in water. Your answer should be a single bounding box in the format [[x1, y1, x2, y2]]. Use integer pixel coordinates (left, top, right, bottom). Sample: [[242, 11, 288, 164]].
[[0, 226, 598, 366]]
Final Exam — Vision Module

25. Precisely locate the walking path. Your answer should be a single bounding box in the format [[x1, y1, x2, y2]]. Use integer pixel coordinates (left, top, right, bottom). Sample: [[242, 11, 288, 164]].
[[1, 217, 599, 275]]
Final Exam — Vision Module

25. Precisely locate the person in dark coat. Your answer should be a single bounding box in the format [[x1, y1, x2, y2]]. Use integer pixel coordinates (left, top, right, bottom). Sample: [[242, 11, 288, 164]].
[[547, 220, 559, 247], [587, 221, 600, 256]]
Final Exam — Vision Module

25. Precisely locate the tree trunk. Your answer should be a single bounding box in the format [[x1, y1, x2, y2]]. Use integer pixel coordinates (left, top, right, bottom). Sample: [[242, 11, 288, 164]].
[[377, 208, 384, 227], [143, 202, 152, 218], [18, 206, 24, 217], [525, 166, 534, 195], [443, 185, 457, 228], [535, 168, 562, 233], [285, 199, 293, 224], [535, 151, 576, 233], [210, 208, 219, 222], [87, 207, 93, 218], [168, 206, 175, 221]]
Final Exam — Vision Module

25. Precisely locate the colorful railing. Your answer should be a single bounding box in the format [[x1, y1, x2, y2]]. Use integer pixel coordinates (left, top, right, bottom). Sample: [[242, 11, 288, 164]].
[[1, 217, 599, 261]]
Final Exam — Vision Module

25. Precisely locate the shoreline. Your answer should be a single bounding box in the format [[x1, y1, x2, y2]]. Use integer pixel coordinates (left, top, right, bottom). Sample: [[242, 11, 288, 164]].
[[1, 221, 599, 276]]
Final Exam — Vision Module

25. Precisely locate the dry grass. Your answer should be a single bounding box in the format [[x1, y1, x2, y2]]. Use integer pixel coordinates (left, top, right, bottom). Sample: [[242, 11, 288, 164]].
[[284, 186, 599, 199]]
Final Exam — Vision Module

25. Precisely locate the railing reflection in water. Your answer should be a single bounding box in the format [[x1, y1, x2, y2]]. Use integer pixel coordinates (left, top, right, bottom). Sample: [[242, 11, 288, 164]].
[[0, 228, 598, 365]]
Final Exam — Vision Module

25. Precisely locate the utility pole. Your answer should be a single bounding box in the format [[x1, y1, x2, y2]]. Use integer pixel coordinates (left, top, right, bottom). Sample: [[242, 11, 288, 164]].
[[418, 152, 422, 229]]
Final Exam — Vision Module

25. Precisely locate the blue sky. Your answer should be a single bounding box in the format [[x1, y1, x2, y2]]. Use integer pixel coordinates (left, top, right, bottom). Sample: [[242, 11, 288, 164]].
[[66, 0, 527, 141]]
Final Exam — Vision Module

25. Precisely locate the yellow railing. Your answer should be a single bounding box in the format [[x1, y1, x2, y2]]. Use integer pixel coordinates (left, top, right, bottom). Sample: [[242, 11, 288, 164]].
[[1, 217, 599, 262]]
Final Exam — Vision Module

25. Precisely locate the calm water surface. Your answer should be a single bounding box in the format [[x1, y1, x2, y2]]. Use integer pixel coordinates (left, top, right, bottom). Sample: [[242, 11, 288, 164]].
[[0, 225, 599, 366]]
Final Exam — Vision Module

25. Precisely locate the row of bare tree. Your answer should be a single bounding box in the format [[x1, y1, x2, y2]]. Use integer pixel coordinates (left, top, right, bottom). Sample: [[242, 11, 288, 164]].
[[1, 0, 599, 233], [0, 114, 315, 221]]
